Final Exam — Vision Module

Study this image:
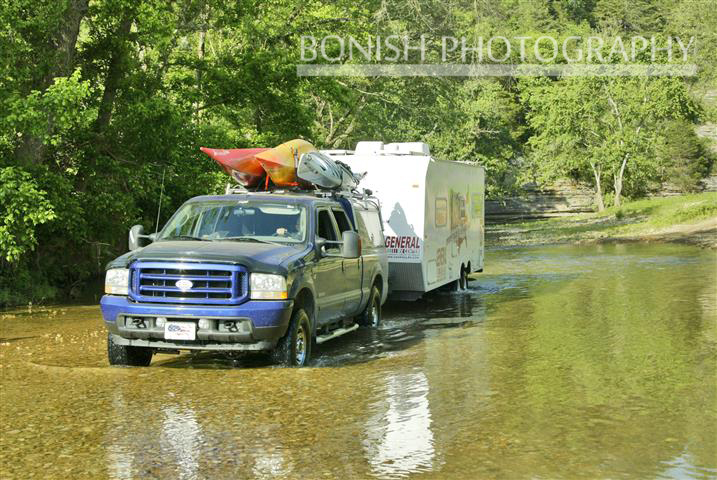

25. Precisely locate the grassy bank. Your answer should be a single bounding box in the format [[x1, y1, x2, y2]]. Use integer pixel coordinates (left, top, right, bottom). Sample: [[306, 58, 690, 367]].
[[486, 192, 717, 248]]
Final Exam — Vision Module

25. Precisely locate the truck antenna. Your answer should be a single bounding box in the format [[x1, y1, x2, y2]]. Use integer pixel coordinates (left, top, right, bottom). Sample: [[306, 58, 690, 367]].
[[155, 168, 166, 233]]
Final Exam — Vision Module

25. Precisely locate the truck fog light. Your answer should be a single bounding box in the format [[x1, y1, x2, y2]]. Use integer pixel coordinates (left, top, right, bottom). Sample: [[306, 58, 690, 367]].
[[155, 317, 166, 327], [198, 319, 211, 330]]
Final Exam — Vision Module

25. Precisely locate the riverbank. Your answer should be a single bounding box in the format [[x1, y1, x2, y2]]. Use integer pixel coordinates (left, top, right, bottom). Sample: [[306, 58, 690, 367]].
[[486, 192, 717, 248]]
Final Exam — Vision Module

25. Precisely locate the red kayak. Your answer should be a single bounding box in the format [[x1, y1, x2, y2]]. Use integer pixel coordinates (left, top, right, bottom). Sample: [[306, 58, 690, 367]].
[[200, 147, 269, 187]]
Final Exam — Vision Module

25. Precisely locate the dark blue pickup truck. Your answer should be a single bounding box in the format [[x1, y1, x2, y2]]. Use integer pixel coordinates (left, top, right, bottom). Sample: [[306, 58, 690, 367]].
[[100, 191, 388, 367]]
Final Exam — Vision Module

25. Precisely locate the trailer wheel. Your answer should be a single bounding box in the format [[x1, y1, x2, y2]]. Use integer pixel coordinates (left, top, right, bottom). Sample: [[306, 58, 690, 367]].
[[459, 266, 468, 290], [107, 333, 153, 366], [450, 266, 468, 291], [272, 308, 312, 367]]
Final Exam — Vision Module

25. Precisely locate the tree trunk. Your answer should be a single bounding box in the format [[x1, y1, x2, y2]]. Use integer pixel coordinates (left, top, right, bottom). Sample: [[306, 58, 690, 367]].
[[613, 153, 629, 208], [194, 2, 208, 120], [590, 162, 605, 211], [51, 0, 90, 80], [95, 15, 133, 132], [14, 0, 89, 165]]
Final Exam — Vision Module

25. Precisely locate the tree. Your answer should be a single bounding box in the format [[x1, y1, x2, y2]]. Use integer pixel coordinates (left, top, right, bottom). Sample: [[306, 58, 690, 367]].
[[522, 76, 697, 209]]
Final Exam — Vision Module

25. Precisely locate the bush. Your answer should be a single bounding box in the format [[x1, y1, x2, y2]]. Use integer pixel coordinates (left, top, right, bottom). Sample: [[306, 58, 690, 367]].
[[657, 120, 715, 193], [0, 166, 56, 263]]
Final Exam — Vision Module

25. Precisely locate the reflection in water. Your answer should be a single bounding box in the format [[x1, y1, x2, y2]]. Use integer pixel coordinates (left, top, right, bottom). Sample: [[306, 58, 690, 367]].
[[106, 393, 134, 480], [160, 405, 204, 480], [252, 451, 290, 479], [364, 371, 435, 477], [105, 390, 206, 480]]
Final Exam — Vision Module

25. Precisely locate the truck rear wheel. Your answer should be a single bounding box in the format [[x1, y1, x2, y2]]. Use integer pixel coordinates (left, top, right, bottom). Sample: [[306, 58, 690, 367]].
[[272, 308, 311, 367], [107, 333, 153, 366], [358, 286, 381, 328]]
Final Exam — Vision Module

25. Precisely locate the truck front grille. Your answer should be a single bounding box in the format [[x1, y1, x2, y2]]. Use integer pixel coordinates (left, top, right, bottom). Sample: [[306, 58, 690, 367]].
[[129, 261, 248, 305]]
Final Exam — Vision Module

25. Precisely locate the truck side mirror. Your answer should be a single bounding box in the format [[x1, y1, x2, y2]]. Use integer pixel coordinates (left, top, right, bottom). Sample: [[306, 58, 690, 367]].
[[129, 224, 154, 251], [341, 231, 360, 259], [315, 237, 327, 256]]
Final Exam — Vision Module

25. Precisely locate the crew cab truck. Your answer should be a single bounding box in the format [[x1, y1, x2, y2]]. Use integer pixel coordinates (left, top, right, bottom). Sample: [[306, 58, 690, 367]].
[[100, 191, 388, 367]]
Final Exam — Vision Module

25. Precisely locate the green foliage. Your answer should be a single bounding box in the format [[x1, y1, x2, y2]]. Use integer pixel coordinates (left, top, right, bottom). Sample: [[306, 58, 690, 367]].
[[0, 0, 714, 305], [0, 167, 56, 262], [521, 75, 699, 208], [4, 70, 95, 147], [656, 120, 715, 193]]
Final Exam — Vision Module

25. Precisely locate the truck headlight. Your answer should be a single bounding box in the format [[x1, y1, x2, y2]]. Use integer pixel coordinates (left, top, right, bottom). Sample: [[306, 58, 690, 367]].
[[105, 268, 130, 295], [250, 273, 287, 300]]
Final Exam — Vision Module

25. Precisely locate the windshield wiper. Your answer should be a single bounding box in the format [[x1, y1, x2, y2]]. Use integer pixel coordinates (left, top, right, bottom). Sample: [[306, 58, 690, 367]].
[[222, 236, 280, 245], [162, 235, 211, 241]]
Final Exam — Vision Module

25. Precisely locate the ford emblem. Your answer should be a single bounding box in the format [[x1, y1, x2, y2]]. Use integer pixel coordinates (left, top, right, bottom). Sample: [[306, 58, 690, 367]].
[[175, 279, 193, 291]]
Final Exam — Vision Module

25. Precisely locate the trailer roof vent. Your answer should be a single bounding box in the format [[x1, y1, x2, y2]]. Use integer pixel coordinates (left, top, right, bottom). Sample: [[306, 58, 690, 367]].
[[383, 142, 430, 156]]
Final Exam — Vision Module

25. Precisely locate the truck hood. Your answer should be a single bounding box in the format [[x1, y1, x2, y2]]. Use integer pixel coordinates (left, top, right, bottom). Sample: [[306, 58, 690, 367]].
[[109, 240, 309, 274]]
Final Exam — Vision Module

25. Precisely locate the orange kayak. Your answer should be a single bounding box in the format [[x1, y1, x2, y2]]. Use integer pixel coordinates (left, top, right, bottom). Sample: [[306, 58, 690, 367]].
[[254, 139, 317, 186], [200, 147, 269, 187]]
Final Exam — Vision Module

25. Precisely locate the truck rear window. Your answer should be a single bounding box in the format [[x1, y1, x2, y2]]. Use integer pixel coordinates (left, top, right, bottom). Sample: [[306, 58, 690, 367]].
[[357, 210, 384, 247]]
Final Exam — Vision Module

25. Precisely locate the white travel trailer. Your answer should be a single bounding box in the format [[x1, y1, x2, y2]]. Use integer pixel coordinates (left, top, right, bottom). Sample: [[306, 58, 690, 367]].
[[324, 142, 485, 300]]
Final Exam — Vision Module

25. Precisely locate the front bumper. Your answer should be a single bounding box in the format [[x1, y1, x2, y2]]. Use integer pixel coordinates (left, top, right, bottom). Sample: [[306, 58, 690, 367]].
[[100, 295, 293, 351]]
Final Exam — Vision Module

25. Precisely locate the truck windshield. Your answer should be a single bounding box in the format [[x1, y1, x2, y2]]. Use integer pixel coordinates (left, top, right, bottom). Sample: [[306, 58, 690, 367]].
[[158, 201, 307, 244]]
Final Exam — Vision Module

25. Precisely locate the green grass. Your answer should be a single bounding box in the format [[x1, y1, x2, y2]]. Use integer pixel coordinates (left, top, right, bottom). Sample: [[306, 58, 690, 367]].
[[487, 192, 717, 246]]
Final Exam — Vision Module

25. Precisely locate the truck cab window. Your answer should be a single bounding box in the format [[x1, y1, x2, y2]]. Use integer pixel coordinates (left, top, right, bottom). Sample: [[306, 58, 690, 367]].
[[332, 209, 353, 234], [317, 210, 340, 251]]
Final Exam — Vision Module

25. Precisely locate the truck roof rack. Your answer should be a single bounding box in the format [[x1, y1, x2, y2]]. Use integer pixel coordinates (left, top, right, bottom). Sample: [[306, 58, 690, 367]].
[[223, 182, 378, 203]]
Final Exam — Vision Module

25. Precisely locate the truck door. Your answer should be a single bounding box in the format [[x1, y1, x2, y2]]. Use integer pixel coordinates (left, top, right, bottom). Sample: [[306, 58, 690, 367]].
[[314, 209, 345, 324], [332, 207, 363, 316]]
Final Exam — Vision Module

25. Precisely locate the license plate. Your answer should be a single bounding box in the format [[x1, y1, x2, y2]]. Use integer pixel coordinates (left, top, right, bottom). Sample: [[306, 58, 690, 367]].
[[164, 321, 196, 341]]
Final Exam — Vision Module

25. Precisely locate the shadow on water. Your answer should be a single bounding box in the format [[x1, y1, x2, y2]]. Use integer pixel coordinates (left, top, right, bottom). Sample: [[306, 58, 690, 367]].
[[154, 283, 495, 370], [0, 335, 40, 343]]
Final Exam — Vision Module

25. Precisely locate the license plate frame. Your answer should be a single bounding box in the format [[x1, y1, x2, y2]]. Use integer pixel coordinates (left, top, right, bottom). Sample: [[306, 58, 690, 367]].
[[164, 321, 196, 341]]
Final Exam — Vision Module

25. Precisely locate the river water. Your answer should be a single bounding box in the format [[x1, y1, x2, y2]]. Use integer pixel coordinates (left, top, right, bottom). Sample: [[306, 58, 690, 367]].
[[1, 243, 715, 479]]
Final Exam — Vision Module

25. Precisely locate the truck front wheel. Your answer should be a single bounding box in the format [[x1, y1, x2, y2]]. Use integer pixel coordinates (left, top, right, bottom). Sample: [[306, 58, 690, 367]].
[[272, 308, 312, 367], [107, 333, 153, 366]]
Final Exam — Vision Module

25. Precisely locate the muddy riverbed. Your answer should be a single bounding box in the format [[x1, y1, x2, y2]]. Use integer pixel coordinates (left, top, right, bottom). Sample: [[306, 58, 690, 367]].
[[1, 243, 715, 479]]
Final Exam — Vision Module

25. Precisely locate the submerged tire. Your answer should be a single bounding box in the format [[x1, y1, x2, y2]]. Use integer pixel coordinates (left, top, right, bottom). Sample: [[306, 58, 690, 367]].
[[107, 333, 153, 366], [451, 266, 468, 291], [358, 286, 381, 328], [459, 267, 468, 290], [272, 308, 311, 367]]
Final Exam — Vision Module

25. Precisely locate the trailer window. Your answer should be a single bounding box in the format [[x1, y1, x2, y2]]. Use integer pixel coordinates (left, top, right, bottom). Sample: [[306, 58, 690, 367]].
[[435, 198, 447, 227]]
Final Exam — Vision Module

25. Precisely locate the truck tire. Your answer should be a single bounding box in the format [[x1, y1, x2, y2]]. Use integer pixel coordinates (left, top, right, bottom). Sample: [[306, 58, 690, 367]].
[[357, 286, 381, 328], [107, 333, 153, 366], [272, 308, 311, 367]]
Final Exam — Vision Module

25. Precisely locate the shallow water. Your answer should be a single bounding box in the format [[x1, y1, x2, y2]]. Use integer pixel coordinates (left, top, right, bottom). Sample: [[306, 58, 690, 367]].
[[1, 243, 715, 479]]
